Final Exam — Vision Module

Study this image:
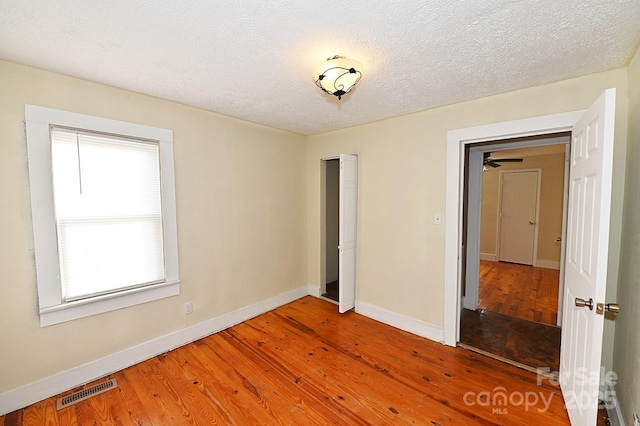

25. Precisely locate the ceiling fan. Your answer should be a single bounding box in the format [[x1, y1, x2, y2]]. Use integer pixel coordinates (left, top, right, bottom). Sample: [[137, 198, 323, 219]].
[[483, 152, 524, 168]]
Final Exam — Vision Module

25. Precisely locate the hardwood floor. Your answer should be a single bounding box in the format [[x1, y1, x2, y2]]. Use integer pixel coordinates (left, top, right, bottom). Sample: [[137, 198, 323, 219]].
[[462, 261, 562, 371], [1, 296, 570, 425], [460, 308, 561, 372], [478, 260, 560, 326]]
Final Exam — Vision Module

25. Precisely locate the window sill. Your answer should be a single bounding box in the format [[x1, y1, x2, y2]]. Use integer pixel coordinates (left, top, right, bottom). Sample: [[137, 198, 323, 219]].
[[39, 281, 180, 327]]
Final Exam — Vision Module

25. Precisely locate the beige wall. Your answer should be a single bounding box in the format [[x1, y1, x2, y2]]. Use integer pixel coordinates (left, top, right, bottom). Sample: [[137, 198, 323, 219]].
[[0, 60, 307, 393], [0, 57, 633, 411], [614, 43, 640, 424], [480, 152, 566, 266], [306, 68, 628, 332]]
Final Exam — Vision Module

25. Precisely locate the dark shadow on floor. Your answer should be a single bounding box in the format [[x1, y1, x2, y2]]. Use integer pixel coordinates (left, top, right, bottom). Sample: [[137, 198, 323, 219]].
[[460, 308, 561, 372], [322, 280, 338, 302]]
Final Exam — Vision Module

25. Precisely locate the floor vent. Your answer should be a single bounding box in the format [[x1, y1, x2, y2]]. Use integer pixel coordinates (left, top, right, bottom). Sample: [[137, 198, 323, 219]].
[[56, 378, 118, 410]]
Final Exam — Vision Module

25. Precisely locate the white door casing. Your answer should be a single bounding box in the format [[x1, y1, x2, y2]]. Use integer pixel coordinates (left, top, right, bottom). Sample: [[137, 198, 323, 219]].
[[560, 88, 616, 425], [557, 145, 571, 326], [497, 170, 541, 265], [339, 154, 357, 313], [462, 148, 484, 310], [443, 110, 584, 346], [445, 111, 583, 346]]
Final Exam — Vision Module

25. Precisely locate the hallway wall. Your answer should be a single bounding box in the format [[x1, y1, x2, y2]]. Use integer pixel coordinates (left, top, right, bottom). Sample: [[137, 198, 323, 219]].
[[480, 152, 566, 268]]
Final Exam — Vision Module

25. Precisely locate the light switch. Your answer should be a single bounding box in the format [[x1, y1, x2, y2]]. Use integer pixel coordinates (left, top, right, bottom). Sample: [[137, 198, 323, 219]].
[[434, 213, 442, 225]]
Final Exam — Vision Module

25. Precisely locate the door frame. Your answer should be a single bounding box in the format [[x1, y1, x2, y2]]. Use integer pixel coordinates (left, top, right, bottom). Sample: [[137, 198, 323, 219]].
[[320, 155, 358, 310], [463, 141, 569, 324], [320, 156, 339, 303], [496, 168, 542, 266], [444, 110, 584, 346]]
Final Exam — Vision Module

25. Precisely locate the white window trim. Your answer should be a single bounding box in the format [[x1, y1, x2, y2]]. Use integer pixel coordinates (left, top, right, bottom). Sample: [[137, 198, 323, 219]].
[[25, 105, 180, 326]]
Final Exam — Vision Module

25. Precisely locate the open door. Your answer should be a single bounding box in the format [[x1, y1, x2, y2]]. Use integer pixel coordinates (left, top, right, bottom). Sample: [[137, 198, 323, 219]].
[[560, 88, 616, 425], [338, 154, 357, 313]]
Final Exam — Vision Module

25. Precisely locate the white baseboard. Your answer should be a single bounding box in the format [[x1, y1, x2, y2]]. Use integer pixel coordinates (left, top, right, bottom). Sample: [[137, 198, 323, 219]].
[[601, 380, 625, 426], [480, 253, 497, 261], [535, 259, 561, 270], [0, 285, 310, 416], [479, 255, 560, 270], [307, 284, 321, 297], [355, 301, 444, 343]]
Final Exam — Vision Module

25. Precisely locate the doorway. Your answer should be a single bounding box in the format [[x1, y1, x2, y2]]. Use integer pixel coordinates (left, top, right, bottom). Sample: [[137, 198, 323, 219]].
[[459, 139, 569, 372], [445, 91, 618, 424], [321, 154, 358, 312], [323, 159, 340, 302]]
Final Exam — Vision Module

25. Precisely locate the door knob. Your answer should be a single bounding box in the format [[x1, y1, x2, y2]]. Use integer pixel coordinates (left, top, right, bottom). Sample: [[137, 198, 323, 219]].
[[606, 303, 620, 313], [575, 297, 594, 310], [596, 302, 620, 315], [529, 221, 537, 225]]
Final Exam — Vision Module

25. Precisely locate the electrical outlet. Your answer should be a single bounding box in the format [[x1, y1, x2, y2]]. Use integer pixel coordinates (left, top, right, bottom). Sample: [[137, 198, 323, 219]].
[[633, 412, 639, 426], [184, 301, 193, 315]]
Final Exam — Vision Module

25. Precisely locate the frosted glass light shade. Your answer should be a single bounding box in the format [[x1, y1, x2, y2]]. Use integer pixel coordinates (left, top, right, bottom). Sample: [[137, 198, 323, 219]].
[[314, 55, 363, 100]]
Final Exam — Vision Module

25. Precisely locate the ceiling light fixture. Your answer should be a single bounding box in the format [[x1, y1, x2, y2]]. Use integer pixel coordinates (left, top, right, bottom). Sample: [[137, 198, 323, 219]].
[[314, 55, 363, 100]]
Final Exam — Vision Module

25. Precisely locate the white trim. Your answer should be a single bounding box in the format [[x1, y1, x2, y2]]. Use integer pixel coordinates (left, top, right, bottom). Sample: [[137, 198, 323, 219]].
[[355, 301, 444, 343], [535, 260, 561, 270], [0, 285, 310, 416], [40, 281, 180, 327], [608, 390, 625, 426], [557, 144, 571, 326], [307, 284, 321, 297], [479, 253, 497, 261], [25, 105, 173, 140], [463, 148, 484, 311], [600, 380, 625, 426], [25, 105, 180, 326], [444, 110, 584, 346]]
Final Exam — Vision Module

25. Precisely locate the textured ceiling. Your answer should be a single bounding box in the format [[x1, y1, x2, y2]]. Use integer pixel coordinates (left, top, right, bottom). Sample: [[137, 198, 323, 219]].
[[1, 1, 639, 135]]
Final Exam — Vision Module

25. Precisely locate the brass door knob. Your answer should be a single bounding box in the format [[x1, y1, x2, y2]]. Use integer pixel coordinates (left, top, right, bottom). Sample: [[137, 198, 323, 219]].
[[605, 303, 620, 313], [575, 298, 594, 310], [597, 302, 621, 315]]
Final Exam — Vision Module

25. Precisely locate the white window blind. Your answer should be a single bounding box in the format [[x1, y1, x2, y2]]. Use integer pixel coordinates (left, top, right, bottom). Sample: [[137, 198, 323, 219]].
[[50, 127, 166, 301]]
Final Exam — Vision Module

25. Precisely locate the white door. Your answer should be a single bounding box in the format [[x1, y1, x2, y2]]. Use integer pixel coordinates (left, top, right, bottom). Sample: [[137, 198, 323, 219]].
[[498, 170, 540, 265], [560, 88, 616, 425], [339, 154, 357, 313]]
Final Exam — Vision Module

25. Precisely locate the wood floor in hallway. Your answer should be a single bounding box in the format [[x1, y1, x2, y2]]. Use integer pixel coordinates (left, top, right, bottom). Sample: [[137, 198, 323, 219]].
[[461, 260, 562, 371], [1, 296, 570, 425], [478, 260, 560, 326], [460, 308, 561, 372]]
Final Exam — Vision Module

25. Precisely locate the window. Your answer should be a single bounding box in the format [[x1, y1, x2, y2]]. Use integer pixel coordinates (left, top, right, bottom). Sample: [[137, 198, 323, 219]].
[[26, 106, 180, 326]]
